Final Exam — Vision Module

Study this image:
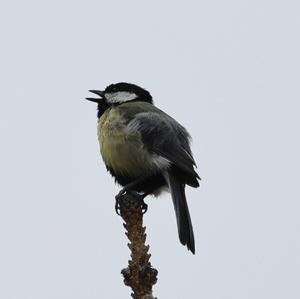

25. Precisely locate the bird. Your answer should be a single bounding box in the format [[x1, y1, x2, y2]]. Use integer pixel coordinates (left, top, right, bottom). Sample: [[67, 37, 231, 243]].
[[86, 82, 200, 254]]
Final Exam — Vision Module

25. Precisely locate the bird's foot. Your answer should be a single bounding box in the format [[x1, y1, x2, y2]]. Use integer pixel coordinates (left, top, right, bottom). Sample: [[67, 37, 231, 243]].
[[114, 191, 148, 215], [115, 195, 122, 216], [129, 191, 148, 214], [115, 189, 127, 215]]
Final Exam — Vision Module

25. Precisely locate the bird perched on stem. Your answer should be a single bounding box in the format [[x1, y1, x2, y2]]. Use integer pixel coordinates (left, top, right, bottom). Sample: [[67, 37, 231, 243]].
[[86, 82, 200, 254]]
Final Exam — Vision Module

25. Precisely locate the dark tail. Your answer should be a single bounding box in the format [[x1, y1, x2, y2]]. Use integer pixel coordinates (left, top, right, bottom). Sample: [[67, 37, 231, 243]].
[[166, 170, 195, 254]]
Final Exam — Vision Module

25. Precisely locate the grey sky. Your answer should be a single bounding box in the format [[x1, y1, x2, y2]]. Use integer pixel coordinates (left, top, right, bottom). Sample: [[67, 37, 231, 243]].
[[0, 0, 299, 298]]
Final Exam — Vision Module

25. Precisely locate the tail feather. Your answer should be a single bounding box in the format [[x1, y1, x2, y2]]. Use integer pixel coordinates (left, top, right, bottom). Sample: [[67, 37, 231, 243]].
[[165, 170, 195, 254]]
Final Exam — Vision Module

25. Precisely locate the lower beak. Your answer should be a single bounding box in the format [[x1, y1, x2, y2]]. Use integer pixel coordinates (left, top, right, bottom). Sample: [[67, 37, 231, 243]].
[[86, 90, 105, 103]]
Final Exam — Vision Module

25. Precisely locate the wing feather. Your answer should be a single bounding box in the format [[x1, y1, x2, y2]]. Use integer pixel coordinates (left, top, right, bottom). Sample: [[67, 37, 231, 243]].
[[126, 111, 200, 186]]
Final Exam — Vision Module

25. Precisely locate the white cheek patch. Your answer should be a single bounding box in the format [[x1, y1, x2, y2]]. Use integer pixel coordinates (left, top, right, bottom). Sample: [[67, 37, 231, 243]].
[[105, 91, 137, 104]]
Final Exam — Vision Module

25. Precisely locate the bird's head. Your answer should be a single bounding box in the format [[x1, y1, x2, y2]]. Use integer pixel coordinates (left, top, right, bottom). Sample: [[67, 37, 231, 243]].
[[86, 82, 153, 115]]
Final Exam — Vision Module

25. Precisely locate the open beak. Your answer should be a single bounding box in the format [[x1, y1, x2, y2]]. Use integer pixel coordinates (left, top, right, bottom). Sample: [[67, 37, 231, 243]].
[[86, 90, 105, 103]]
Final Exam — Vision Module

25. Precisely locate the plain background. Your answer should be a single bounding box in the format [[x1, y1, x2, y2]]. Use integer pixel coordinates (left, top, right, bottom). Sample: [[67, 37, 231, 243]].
[[1, 0, 299, 298]]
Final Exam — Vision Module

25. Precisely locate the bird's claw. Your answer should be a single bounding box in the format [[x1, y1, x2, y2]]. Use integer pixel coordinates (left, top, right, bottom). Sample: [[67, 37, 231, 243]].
[[140, 200, 148, 214], [115, 193, 123, 215], [115, 189, 127, 215], [114, 190, 148, 215], [115, 201, 121, 215]]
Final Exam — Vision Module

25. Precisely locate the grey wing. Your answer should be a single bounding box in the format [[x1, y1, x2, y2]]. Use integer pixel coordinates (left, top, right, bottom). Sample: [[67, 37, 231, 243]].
[[127, 111, 200, 187]]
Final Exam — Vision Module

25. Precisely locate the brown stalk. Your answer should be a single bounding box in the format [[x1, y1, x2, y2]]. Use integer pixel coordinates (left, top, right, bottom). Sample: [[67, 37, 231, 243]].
[[118, 193, 158, 299]]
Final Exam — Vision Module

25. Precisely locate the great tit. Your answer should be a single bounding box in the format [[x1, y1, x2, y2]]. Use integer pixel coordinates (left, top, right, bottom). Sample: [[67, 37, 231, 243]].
[[86, 82, 200, 254]]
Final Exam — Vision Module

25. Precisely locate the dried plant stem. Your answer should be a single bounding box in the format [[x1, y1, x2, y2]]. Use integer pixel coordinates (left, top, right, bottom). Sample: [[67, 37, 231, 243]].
[[118, 193, 158, 299]]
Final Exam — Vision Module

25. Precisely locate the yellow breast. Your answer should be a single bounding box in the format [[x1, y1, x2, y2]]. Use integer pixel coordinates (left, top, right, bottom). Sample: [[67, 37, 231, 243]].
[[97, 108, 154, 177]]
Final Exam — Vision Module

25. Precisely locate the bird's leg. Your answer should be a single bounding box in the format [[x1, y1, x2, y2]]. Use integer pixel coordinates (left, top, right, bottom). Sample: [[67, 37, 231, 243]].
[[115, 179, 143, 199], [115, 179, 146, 215]]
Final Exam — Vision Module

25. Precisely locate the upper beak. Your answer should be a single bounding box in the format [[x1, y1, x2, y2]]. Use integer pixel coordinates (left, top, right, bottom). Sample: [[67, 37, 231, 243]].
[[85, 90, 105, 103]]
